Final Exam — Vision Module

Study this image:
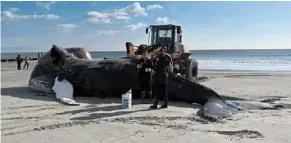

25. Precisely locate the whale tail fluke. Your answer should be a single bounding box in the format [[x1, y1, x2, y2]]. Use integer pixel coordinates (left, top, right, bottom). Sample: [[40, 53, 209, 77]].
[[201, 98, 240, 120]]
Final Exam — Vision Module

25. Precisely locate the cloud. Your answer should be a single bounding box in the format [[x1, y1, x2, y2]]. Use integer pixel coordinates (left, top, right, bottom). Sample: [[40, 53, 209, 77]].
[[117, 2, 148, 17], [111, 11, 130, 20], [85, 11, 112, 24], [97, 30, 120, 36], [1, 8, 59, 21], [8, 7, 19, 12], [125, 22, 147, 31], [36, 1, 56, 10], [146, 4, 164, 10], [85, 10, 130, 24], [49, 24, 77, 33], [85, 2, 163, 24], [156, 17, 171, 24]]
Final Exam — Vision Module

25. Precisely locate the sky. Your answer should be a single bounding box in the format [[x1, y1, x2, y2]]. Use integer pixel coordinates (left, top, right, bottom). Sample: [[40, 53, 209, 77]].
[[1, 1, 291, 52]]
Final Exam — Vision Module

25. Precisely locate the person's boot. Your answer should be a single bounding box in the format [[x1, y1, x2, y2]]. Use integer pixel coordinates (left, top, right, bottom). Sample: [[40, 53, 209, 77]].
[[150, 100, 158, 109], [160, 99, 168, 109], [148, 91, 153, 103], [141, 91, 146, 103], [160, 103, 167, 108]]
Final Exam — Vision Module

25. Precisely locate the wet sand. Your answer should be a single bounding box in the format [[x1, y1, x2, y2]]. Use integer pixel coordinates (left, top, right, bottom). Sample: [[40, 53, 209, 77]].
[[1, 61, 291, 143]]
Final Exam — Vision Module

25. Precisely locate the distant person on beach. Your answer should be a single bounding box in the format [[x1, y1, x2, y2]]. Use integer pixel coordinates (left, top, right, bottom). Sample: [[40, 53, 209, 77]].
[[16, 55, 22, 70], [137, 50, 154, 103], [150, 47, 170, 109], [23, 56, 29, 70]]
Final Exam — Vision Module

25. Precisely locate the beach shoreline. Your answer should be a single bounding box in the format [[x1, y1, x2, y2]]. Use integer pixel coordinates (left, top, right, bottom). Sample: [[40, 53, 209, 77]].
[[2, 61, 291, 73], [2, 48, 291, 72], [1, 62, 291, 143]]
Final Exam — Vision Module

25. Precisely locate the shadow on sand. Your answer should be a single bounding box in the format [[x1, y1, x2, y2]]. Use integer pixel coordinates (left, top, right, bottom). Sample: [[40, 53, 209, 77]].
[[1, 86, 121, 105], [1, 86, 56, 102], [1, 86, 250, 122], [1, 86, 203, 121], [1, 86, 212, 107], [69, 108, 150, 121]]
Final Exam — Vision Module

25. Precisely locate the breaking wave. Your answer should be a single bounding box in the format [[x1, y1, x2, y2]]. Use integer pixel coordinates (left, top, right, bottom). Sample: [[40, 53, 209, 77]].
[[198, 60, 291, 71]]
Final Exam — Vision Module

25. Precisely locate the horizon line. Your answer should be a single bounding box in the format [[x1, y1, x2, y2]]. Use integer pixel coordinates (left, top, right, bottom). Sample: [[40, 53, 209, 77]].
[[1, 48, 291, 54]]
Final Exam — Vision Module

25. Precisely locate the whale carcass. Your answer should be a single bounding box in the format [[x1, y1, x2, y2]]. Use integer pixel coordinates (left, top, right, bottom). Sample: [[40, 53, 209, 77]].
[[28, 45, 242, 119]]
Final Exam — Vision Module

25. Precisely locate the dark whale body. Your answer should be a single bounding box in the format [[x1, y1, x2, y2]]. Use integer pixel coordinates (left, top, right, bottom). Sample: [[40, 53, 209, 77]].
[[28, 45, 241, 119], [28, 47, 92, 94]]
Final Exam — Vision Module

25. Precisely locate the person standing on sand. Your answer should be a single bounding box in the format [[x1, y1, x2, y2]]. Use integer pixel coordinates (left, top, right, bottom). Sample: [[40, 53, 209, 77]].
[[16, 55, 22, 70], [23, 56, 29, 70], [137, 50, 154, 103], [150, 47, 170, 109]]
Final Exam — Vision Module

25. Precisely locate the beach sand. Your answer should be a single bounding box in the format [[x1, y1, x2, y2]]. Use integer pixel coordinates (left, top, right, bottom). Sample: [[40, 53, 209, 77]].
[[1, 61, 291, 143]]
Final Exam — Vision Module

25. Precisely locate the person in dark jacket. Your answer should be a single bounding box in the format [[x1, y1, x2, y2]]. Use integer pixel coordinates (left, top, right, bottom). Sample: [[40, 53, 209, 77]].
[[137, 50, 154, 103], [150, 48, 170, 109], [16, 55, 22, 70]]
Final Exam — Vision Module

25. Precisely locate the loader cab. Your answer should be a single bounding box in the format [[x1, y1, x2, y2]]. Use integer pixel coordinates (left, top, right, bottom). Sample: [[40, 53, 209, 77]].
[[146, 24, 182, 54]]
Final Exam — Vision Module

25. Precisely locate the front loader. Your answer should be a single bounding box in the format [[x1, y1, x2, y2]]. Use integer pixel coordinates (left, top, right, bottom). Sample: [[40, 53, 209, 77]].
[[125, 24, 198, 82]]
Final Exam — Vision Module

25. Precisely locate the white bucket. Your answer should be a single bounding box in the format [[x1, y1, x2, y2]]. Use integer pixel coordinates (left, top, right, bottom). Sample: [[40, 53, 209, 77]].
[[122, 89, 132, 109]]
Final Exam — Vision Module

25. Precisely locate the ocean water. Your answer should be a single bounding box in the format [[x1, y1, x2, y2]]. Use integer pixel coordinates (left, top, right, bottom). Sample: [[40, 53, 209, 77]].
[[1, 49, 291, 71]]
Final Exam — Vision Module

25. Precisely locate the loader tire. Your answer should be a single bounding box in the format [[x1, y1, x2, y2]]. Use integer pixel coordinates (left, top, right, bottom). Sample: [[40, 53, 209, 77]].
[[185, 59, 198, 82]]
